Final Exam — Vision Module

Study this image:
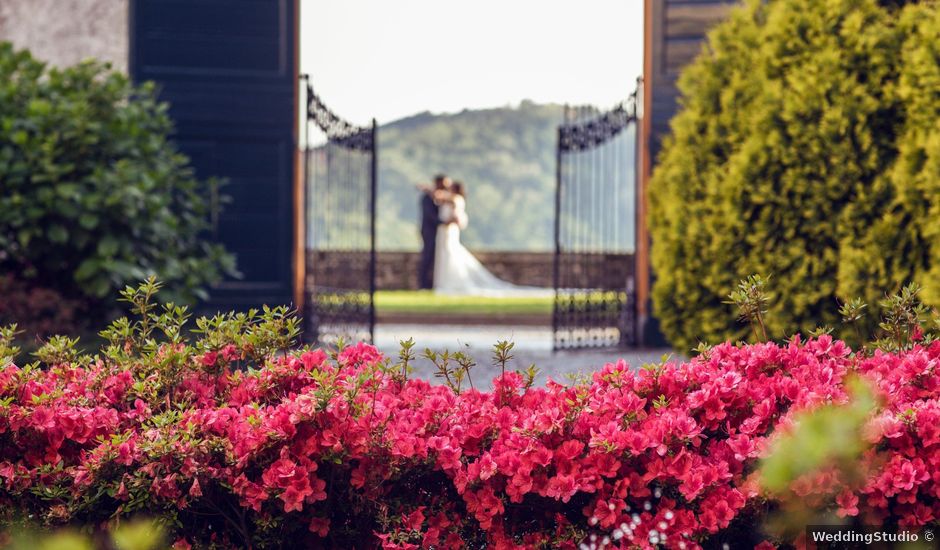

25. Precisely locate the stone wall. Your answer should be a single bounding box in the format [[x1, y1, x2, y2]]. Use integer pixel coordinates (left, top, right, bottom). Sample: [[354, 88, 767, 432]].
[[0, 0, 128, 71], [308, 251, 635, 291]]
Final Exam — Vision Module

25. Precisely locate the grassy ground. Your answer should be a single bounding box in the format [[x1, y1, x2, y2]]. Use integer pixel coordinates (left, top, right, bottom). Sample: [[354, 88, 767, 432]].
[[374, 290, 553, 316]]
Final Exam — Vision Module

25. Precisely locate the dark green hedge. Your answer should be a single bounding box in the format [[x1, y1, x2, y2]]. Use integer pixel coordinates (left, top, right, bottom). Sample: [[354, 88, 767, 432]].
[[649, 0, 940, 350], [0, 43, 235, 324]]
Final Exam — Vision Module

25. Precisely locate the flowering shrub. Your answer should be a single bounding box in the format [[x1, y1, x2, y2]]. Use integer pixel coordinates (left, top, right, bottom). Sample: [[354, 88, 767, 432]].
[[0, 281, 938, 548]]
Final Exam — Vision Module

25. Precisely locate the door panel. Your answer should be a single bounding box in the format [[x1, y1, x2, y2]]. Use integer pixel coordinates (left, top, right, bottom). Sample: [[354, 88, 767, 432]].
[[130, 0, 297, 312]]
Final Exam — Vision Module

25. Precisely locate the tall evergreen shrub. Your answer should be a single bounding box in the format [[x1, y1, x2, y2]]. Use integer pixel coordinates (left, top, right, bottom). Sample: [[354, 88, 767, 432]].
[[649, 0, 940, 349]]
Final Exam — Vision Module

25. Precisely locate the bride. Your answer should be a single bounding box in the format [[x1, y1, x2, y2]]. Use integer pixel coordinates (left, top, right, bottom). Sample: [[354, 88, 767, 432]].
[[433, 182, 553, 297]]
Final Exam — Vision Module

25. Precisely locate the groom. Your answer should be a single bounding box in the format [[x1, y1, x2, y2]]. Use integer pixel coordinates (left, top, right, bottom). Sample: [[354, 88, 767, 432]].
[[418, 174, 450, 289]]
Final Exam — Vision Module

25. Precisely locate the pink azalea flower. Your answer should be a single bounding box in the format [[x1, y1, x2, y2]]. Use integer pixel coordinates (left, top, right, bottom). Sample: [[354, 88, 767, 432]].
[[309, 517, 330, 537]]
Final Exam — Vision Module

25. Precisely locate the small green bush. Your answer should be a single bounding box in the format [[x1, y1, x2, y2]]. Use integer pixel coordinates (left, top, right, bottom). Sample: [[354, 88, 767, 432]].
[[649, 0, 940, 350], [0, 42, 235, 326]]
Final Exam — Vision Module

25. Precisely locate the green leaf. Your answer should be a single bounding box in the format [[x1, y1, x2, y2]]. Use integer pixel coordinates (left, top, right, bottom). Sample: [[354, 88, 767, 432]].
[[27, 98, 51, 116], [78, 213, 98, 229], [74, 258, 101, 281], [97, 236, 119, 257], [112, 519, 164, 550], [55, 183, 80, 199], [17, 228, 32, 247], [11, 130, 28, 145], [47, 225, 68, 243]]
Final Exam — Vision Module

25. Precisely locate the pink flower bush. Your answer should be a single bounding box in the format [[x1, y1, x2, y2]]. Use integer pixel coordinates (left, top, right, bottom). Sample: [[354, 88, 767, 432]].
[[0, 334, 938, 548]]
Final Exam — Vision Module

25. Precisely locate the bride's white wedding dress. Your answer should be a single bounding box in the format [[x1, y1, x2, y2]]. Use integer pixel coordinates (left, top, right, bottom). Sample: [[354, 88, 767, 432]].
[[433, 196, 553, 298]]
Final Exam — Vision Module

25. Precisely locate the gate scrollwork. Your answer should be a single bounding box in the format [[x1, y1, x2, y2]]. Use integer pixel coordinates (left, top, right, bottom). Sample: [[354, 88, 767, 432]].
[[303, 76, 377, 345], [553, 86, 639, 350]]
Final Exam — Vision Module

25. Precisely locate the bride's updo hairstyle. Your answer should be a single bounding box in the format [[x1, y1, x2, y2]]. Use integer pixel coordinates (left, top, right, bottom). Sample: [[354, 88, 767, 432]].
[[452, 182, 466, 197]]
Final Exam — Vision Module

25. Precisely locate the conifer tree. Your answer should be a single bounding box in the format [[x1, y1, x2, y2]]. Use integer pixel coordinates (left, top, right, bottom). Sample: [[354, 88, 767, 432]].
[[648, 0, 940, 349]]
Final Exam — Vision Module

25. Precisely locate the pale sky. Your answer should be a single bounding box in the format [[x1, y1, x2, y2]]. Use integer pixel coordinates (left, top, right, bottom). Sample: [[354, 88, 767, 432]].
[[300, 0, 644, 125]]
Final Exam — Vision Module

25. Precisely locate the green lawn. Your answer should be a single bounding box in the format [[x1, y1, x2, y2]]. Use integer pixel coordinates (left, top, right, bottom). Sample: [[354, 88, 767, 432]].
[[374, 290, 553, 316]]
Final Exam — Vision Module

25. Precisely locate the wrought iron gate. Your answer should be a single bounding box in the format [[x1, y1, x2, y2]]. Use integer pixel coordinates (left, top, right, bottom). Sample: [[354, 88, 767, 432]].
[[303, 77, 376, 345], [553, 94, 638, 350]]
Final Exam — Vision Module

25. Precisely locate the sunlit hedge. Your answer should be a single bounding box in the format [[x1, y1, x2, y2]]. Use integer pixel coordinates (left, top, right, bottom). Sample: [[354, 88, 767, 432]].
[[649, 0, 940, 350]]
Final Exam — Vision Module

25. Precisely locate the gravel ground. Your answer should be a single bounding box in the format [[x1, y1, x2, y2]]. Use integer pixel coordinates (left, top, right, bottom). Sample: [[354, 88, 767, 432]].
[[374, 323, 676, 389]]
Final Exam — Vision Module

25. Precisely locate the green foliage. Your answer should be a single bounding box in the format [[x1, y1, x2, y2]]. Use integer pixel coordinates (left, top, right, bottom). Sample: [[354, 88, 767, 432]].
[[394, 337, 416, 382], [758, 377, 876, 540], [0, 42, 235, 320], [0, 278, 302, 413], [724, 274, 772, 341], [0, 324, 20, 366], [872, 282, 930, 351], [838, 297, 868, 343], [422, 346, 477, 393], [375, 101, 635, 251], [648, 0, 940, 350], [5, 519, 164, 550], [839, 4, 940, 319], [722, 274, 939, 351], [492, 340, 514, 379], [759, 377, 875, 495]]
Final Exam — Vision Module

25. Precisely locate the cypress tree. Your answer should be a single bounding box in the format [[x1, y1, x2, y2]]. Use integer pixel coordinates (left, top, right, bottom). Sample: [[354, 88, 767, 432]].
[[647, 0, 937, 350]]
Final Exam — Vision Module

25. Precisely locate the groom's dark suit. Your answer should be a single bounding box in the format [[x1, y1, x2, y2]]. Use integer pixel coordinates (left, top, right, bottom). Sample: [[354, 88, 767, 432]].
[[419, 192, 438, 289]]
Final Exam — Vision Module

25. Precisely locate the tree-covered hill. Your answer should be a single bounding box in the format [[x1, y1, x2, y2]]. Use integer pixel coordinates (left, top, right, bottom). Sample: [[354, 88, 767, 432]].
[[375, 100, 635, 251]]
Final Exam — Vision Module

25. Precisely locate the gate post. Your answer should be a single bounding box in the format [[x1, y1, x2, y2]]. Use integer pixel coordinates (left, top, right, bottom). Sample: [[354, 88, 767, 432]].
[[369, 118, 378, 341], [552, 123, 563, 352]]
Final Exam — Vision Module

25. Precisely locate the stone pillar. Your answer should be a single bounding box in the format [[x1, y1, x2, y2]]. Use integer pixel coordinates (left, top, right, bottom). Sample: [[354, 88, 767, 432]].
[[0, 0, 128, 71]]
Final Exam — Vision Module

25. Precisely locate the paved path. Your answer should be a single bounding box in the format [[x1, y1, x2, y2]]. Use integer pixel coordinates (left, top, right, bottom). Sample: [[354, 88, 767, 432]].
[[375, 324, 676, 388]]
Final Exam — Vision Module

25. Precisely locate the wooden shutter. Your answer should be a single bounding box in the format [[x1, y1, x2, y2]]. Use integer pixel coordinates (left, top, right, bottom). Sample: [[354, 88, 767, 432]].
[[130, 0, 298, 312]]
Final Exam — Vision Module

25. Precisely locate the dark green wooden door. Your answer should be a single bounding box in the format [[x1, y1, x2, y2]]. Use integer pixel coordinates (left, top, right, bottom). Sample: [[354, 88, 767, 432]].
[[130, 0, 297, 312]]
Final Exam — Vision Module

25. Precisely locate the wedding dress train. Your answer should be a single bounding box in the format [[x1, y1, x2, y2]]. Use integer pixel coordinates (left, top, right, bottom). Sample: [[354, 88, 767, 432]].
[[433, 196, 553, 298]]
